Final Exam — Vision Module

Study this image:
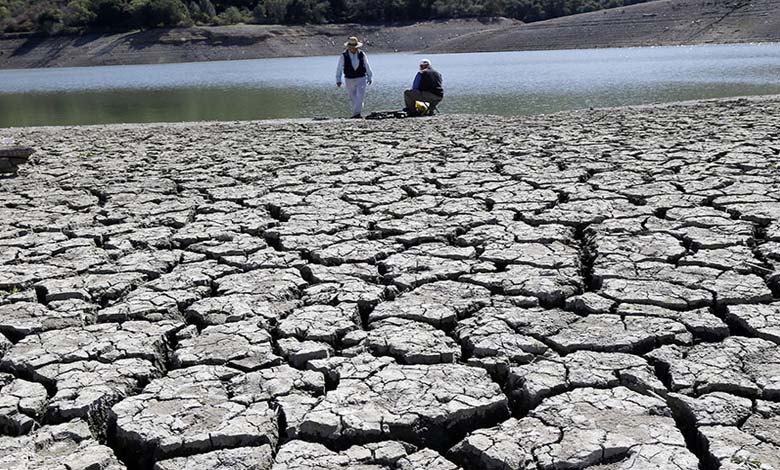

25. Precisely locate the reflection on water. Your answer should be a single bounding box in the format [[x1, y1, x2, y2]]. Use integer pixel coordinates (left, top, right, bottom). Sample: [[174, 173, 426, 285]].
[[1, 43, 780, 127]]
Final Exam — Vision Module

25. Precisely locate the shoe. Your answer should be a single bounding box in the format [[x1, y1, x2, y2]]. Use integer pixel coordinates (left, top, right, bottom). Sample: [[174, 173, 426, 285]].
[[351, 114, 362, 119]]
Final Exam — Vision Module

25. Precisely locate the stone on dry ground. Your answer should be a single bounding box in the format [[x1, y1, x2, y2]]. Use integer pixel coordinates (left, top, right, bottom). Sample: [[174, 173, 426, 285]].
[[273, 440, 460, 470], [0, 419, 126, 470], [669, 392, 780, 469], [1, 96, 779, 468], [298, 355, 508, 449]]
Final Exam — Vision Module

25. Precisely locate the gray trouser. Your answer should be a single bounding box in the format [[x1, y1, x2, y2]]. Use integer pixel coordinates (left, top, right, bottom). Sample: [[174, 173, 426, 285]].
[[345, 77, 368, 116], [404, 89, 442, 112]]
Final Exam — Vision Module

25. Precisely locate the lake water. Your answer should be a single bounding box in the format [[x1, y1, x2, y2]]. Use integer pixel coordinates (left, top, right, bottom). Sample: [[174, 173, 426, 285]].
[[1, 42, 780, 127]]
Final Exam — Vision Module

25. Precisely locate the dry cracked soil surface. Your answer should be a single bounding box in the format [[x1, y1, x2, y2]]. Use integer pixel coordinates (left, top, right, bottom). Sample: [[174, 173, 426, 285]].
[[1, 96, 780, 469]]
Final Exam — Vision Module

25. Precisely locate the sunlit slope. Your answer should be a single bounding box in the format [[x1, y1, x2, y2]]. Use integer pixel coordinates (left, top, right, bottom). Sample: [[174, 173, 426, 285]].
[[428, 0, 780, 52]]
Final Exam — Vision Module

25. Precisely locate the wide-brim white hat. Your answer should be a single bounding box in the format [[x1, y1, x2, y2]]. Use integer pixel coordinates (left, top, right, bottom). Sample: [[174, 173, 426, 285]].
[[344, 36, 363, 48]]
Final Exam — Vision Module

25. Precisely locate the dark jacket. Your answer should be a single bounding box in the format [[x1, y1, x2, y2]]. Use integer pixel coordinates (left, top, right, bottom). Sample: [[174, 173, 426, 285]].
[[343, 51, 367, 79], [419, 68, 443, 97]]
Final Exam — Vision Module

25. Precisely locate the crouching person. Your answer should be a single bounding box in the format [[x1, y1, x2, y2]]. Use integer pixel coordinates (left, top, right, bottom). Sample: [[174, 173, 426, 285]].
[[404, 58, 443, 115]]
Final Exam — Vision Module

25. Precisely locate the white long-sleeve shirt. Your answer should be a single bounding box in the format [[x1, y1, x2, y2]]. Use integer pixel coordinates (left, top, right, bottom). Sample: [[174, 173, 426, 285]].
[[336, 50, 373, 84]]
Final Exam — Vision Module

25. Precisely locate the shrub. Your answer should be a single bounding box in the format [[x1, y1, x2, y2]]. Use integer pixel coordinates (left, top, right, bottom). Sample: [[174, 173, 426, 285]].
[[219, 7, 252, 24], [37, 8, 64, 34], [64, 0, 98, 27], [131, 0, 192, 28]]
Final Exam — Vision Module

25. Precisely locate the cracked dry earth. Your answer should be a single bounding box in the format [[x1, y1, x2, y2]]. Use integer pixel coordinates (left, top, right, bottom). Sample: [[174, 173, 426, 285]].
[[1, 95, 780, 470]]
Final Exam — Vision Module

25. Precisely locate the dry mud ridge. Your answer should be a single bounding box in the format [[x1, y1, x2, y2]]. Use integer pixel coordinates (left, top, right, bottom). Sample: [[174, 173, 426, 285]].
[[1, 95, 780, 469]]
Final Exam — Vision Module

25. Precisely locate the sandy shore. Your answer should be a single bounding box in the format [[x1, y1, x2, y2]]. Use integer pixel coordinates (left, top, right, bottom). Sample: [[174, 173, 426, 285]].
[[0, 95, 779, 468], [1, 0, 779, 69]]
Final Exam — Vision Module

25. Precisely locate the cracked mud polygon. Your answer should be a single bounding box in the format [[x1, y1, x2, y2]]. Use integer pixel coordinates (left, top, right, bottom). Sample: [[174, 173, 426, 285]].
[[1, 96, 779, 469]]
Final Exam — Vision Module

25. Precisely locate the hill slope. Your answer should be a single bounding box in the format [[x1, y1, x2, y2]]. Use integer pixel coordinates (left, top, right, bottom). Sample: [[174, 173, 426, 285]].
[[0, 18, 518, 69], [0, 0, 778, 69], [431, 0, 780, 52]]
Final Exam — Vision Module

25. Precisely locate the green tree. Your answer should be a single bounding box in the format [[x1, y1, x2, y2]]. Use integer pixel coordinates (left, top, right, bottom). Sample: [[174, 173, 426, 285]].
[[219, 5, 249, 23], [252, 1, 267, 22], [89, 0, 132, 28], [285, 0, 329, 23], [37, 8, 64, 34], [263, 0, 289, 23], [64, 0, 98, 27], [131, 0, 192, 28]]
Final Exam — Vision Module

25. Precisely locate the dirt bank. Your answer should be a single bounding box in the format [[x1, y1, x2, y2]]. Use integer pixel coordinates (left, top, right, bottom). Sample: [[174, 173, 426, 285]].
[[430, 0, 780, 53], [0, 0, 778, 69], [0, 18, 516, 69]]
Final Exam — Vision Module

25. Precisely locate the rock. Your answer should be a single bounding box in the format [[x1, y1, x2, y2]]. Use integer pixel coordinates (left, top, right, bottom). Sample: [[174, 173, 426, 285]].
[[369, 281, 490, 329], [311, 238, 404, 265], [277, 337, 334, 368], [272, 440, 422, 470], [38, 358, 161, 422], [215, 268, 307, 298], [647, 337, 780, 398], [185, 294, 299, 326], [0, 301, 96, 340], [1, 320, 180, 373], [454, 312, 549, 374], [155, 445, 274, 470], [146, 260, 238, 292], [34, 272, 148, 304], [529, 387, 698, 469], [0, 419, 126, 470], [667, 392, 753, 427], [462, 264, 582, 306], [506, 350, 666, 411], [277, 304, 360, 345], [617, 303, 729, 339], [1, 321, 179, 423], [111, 365, 279, 465], [450, 417, 559, 470], [593, 232, 687, 263], [379, 248, 495, 290], [221, 248, 305, 271], [172, 320, 281, 371], [298, 361, 508, 449], [0, 375, 47, 435], [229, 365, 325, 438], [522, 199, 654, 227], [399, 448, 460, 470], [0, 264, 73, 290], [699, 425, 780, 470], [726, 303, 780, 344], [97, 289, 184, 323], [600, 277, 713, 309], [480, 241, 579, 269], [364, 317, 461, 364], [546, 313, 691, 354]]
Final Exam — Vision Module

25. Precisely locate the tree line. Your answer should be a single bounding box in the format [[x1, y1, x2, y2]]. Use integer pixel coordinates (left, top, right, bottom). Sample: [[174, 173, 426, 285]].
[[0, 0, 649, 35]]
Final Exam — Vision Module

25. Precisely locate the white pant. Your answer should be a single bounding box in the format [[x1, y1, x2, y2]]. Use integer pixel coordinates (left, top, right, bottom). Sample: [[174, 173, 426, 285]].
[[345, 77, 367, 116]]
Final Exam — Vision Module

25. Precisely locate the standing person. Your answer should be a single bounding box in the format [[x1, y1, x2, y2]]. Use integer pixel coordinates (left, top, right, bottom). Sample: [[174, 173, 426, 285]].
[[336, 37, 373, 118], [404, 58, 443, 115]]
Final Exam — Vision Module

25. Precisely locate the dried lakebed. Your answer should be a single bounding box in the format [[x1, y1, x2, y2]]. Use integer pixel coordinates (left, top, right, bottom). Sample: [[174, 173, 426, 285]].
[[1, 96, 780, 470]]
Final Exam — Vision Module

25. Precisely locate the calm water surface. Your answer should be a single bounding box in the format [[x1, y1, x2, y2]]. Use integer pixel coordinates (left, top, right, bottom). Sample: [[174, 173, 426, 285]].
[[1, 43, 779, 127]]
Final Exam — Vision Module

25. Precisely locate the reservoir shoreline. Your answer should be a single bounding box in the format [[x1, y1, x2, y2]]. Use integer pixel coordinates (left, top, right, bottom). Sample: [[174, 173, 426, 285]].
[[1, 0, 779, 69]]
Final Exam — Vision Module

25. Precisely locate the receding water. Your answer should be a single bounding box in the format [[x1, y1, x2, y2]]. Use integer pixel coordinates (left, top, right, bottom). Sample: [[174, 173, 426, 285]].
[[1, 42, 780, 127]]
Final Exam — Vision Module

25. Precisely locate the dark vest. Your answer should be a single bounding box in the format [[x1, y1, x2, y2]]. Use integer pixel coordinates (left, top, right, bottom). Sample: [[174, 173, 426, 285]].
[[343, 51, 367, 79]]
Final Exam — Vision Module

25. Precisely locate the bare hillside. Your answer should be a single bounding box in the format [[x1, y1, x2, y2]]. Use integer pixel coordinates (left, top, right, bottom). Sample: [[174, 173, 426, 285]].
[[0, 19, 516, 69], [0, 0, 777, 69], [431, 0, 780, 52]]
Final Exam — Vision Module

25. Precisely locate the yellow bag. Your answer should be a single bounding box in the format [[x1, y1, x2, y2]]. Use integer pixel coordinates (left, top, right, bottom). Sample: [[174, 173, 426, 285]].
[[414, 101, 430, 115]]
